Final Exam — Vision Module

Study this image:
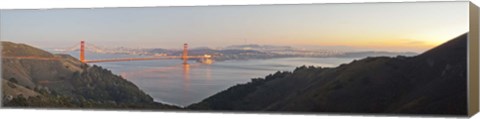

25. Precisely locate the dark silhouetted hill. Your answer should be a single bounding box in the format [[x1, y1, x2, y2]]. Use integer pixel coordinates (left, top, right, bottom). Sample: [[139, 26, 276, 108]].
[[1, 41, 180, 109], [188, 33, 468, 115]]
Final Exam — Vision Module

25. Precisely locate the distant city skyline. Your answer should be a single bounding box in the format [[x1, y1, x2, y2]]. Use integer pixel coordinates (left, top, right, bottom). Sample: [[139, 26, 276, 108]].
[[0, 2, 468, 53]]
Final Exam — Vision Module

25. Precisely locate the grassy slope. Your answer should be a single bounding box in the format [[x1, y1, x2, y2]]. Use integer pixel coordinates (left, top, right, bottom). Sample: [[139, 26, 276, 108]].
[[1, 41, 180, 109]]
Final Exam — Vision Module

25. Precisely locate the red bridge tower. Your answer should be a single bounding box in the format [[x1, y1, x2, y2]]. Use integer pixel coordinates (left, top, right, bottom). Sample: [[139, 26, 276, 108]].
[[182, 43, 188, 64], [80, 40, 85, 63]]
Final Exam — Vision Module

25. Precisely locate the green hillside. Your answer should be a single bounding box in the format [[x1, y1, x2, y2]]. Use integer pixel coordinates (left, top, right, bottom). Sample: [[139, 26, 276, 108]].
[[1, 41, 180, 110]]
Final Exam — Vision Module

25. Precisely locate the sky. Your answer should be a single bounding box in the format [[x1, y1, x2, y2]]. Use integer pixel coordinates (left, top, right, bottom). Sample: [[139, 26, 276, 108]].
[[0, 1, 469, 52]]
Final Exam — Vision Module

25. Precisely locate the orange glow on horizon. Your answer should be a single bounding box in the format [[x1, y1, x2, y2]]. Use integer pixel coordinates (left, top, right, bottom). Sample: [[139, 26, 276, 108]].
[[266, 33, 462, 52]]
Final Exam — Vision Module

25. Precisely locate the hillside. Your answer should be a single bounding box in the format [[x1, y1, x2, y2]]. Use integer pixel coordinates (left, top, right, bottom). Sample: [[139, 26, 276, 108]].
[[188, 33, 468, 115], [1, 41, 180, 109]]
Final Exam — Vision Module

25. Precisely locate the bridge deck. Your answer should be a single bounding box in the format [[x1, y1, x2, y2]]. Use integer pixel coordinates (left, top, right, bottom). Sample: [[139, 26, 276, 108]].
[[85, 56, 207, 63]]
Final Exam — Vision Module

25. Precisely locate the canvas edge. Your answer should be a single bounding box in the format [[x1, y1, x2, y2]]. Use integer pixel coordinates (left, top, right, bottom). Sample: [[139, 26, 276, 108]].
[[468, 1, 480, 117], [0, 9, 3, 108], [0, 1, 469, 11]]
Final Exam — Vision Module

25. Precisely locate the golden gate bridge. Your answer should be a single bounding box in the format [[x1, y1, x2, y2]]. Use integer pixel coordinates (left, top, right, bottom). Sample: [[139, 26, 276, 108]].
[[1, 41, 209, 85], [55, 41, 213, 64]]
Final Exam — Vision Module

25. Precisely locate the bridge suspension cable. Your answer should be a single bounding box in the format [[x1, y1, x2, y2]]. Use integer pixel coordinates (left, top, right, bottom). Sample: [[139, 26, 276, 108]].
[[76, 41, 212, 64]]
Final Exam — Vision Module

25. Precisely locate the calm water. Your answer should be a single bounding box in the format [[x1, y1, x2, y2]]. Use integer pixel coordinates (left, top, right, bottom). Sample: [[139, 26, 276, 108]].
[[67, 52, 356, 107]]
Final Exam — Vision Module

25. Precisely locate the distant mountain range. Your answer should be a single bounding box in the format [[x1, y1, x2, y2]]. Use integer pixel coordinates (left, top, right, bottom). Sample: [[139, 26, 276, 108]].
[[187, 33, 468, 115], [224, 44, 295, 51], [336, 51, 417, 58], [122, 44, 418, 61], [55, 43, 418, 61]]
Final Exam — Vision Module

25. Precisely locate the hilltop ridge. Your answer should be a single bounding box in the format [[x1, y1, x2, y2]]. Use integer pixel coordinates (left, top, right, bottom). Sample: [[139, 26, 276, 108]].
[[1, 41, 180, 109], [188, 33, 468, 115]]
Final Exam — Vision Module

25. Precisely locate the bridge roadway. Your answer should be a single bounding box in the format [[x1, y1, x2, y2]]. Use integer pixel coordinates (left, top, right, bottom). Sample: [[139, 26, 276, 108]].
[[85, 55, 208, 63], [2, 55, 210, 63]]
